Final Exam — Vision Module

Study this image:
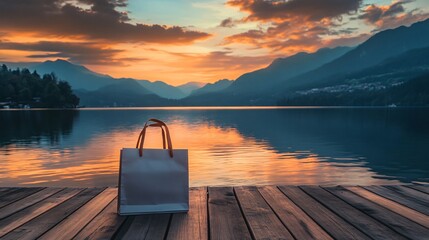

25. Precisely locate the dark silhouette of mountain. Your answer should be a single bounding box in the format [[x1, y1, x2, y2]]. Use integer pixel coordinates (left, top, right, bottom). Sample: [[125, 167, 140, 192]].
[[281, 18, 429, 92], [33, 59, 114, 91], [226, 46, 352, 95], [118, 78, 187, 99], [182, 47, 352, 105], [75, 79, 172, 107], [177, 82, 206, 95], [190, 79, 233, 96], [184, 18, 429, 106], [277, 45, 429, 106], [30, 59, 189, 99]]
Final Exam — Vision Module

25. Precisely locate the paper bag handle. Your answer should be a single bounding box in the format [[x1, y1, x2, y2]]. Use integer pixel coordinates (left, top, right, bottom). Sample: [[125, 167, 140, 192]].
[[136, 119, 174, 158], [136, 122, 166, 149]]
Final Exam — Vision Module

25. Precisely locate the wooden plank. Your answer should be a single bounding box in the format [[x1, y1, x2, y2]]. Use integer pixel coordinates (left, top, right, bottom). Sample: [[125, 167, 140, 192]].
[[118, 214, 170, 240], [0, 187, 44, 208], [2, 188, 104, 240], [325, 186, 429, 240], [0, 188, 19, 198], [363, 186, 429, 215], [73, 198, 126, 240], [234, 186, 293, 240], [347, 186, 429, 228], [278, 186, 369, 240], [300, 186, 405, 240], [407, 184, 429, 195], [208, 187, 251, 240], [167, 187, 208, 240], [258, 186, 332, 240], [385, 185, 429, 205], [39, 187, 117, 240], [0, 188, 63, 219], [0, 188, 82, 237]]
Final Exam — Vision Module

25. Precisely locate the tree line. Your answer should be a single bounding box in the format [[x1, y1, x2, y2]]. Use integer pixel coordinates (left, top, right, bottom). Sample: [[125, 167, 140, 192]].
[[0, 64, 79, 108]]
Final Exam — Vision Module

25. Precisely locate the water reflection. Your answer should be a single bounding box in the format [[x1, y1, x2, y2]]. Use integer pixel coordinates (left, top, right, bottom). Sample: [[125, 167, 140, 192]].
[[0, 108, 428, 187]]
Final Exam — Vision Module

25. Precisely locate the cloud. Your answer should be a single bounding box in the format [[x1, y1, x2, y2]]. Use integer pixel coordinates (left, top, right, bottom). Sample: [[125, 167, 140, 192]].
[[219, 18, 237, 28], [227, 0, 362, 22], [222, 0, 366, 54], [0, 0, 211, 44], [359, 1, 408, 23], [0, 40, 139, 65], [358, 0, 429, 30], [223, 0, 429, 55]]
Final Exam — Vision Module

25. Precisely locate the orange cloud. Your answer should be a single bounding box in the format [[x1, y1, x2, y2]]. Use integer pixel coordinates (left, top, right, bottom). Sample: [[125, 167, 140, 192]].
[[359, 1, 429, 30], [0, 0, 210, 44], [227, 0, 362, 22], [222, 0, 366, 55]]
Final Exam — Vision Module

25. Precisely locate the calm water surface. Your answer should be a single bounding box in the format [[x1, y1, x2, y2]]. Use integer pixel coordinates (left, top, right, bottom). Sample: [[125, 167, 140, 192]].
[[1, 107, 428, 187]]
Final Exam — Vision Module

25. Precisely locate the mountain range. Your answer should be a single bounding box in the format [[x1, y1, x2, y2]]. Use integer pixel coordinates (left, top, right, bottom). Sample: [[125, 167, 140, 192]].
[[2, 18, 429, 107]]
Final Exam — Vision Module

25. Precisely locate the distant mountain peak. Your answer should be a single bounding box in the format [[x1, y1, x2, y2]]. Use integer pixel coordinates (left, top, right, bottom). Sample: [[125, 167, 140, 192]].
[[177, 81, 206, 95]]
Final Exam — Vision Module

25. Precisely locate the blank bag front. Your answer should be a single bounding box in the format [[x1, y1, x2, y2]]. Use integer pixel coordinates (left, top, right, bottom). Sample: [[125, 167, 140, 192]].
[[118, 119, 189, 215]]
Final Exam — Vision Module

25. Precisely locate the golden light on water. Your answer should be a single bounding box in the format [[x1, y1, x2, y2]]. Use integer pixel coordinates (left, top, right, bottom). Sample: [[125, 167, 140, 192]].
[[0, 119, 399, 187]]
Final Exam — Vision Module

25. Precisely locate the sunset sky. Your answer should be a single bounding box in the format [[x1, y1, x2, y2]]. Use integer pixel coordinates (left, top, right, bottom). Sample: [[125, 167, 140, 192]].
[[1, 0, 429, 85]]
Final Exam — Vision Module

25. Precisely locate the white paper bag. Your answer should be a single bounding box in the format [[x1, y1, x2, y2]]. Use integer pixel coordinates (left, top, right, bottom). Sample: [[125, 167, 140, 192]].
[[118, 119, 189, 215]]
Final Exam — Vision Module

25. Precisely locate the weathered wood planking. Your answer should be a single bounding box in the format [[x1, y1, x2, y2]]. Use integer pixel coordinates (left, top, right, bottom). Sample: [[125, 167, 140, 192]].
[[363, 185, 429, 215], [167, 187, 208, 240], [279, 186, 370, 239], [2, 188, 104, 240], [235, 186, 294, 239], [0, 188, 82, 237], [325, 186, 429, 240], [208, 187, 251, 240], [258, 186, 332, 240], [73, 198, 126, 240], [300, 186, 406, 240], [0, 188, 62, 220], [0, 185, 427, 239], [385, 185, 429, 205], [407, 184, 429, 194], [0, 187, 44, 208], [38, 188, 116, 239], [347, 186, 429, 228]]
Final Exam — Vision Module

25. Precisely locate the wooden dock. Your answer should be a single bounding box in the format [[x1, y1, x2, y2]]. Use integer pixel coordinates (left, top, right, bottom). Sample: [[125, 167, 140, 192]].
[[0, 185, 428, 239]]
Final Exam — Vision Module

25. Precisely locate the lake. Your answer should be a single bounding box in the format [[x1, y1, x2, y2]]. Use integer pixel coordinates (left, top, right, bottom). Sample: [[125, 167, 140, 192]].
[[1, 107, 428, 187]]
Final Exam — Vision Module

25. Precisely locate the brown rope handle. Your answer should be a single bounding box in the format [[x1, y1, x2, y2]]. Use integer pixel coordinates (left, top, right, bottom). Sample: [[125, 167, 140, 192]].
[[136, 123, 166, 149], [137, 119, 173, 158]]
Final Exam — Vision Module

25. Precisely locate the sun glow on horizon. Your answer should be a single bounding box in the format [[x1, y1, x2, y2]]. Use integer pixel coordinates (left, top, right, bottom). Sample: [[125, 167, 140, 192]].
[[0, 0, 428, 85]]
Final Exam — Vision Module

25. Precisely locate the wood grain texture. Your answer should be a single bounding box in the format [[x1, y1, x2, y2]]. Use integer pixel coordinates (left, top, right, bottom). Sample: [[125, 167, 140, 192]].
[[74, 198, 126, 240], [208, 187, 251, 240], [258, 186, 332, 240], [235, 186, 293, 240], [0, 188, 82, 237], [0, 188, 63, 219], [300, 186, 405, 240], [0, 187, 44, 208], [278, 186, 370, 240], [0, 188, 19, 198], [0, 185, 426, 240], [407, 184, 429, 195], [347, 186, 429, 228], [325, 186, 429, 240], [2, 188, 104, 240], [39, 188, 116, 240], [364, 185, 429, 215], [385, 185, 429, 205], [167, 187, 208, 240]]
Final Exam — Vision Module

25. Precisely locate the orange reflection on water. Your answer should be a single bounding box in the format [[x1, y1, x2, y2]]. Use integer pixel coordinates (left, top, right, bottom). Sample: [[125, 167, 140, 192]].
[[0, 119, 397, 187]]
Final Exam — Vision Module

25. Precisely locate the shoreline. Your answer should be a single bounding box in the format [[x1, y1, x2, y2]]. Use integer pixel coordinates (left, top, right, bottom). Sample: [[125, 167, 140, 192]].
[[1, 105, 429, 111]]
